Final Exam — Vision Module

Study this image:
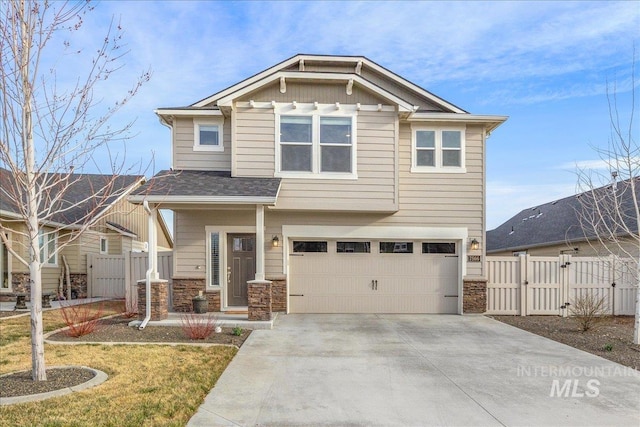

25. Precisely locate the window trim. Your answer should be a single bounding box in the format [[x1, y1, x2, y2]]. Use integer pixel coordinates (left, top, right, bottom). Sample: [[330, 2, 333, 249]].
[[275, 103, 358, 180], [411, 125, 466, 173], [194, 118, 224, 152], [39, 230, 58, 267]]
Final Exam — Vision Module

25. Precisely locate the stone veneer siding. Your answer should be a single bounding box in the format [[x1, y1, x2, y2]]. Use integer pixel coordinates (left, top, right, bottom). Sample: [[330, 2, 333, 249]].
[[268, 277, 287, 312], [172, 278, 221, 312], [248, 281, 272, 321], [137, 280, 169, 321], [0, 272, 87, 301], [463, 279, 487, 313]]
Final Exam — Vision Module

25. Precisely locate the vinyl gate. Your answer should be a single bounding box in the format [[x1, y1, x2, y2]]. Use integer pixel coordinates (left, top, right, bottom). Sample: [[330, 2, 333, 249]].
[[487, 255, 637, 316], [88, 252, 173, 306]]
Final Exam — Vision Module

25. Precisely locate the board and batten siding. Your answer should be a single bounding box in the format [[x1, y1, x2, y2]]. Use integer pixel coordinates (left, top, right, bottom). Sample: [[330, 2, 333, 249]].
[[173, 117, 231, 171]]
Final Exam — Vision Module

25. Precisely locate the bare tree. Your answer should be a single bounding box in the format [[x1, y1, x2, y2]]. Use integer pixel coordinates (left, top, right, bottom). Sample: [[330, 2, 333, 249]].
[[0, 1, 150, 380], [576, 59, 639, 344]]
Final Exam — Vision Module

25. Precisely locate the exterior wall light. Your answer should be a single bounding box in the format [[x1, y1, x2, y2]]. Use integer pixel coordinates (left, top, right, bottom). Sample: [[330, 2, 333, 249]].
[[272, 235, 280, 247], [470, 238, 480, 251]]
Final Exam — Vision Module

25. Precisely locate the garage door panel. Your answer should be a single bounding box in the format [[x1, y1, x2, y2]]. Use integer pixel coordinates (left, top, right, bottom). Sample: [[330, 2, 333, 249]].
[[289, 240, 459, 314]]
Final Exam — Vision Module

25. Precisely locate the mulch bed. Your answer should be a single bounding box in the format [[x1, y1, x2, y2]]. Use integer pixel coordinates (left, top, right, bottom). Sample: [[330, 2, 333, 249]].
[[46, 315, 252, 346], [492, 315, 639, 370], [1, 367, 95, 398], [0, 310, 27, 319]]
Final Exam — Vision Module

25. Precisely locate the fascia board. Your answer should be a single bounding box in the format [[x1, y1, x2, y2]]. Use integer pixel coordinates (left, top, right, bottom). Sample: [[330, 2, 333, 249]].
[[409, 113, 508, 133], [216, 71, 414, 112], [128, 195, 278, 205], [154, 109, 223, 116]]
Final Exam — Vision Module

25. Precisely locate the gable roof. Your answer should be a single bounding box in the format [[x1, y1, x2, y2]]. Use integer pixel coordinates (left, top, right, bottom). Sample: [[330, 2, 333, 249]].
[[0, 167, 144, 228], [487, 177, 640, 253], [190, 54, 466, 113], [129, 170, 281, 205]]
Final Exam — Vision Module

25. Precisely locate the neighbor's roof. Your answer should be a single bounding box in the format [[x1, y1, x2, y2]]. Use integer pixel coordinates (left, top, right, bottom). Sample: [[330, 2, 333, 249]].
[[129, 170, 281, 205], [0, 167, 144, 227], [487, 177, 640, 253]]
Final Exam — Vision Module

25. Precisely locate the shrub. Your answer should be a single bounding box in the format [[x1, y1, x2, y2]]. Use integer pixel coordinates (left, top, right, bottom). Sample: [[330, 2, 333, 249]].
[[569, 293, 608, 332], [232, 326, 243, 336], [59, 302, 105, 337], [603, 343, 613, 352], [180, 313, 219, 340]]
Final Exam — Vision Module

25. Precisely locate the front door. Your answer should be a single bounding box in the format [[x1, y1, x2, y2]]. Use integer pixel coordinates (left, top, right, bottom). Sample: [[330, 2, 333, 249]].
[[227, 234, 256, 306]]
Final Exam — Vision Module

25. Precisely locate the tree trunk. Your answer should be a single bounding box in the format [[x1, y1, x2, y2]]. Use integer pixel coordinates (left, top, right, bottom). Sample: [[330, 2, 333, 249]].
[[635, 261, 640, 345], [21, 0, 46, 381]]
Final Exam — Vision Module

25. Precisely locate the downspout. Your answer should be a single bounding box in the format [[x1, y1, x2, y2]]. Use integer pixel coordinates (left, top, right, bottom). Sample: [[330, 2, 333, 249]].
[[139, 200, 153, 330]]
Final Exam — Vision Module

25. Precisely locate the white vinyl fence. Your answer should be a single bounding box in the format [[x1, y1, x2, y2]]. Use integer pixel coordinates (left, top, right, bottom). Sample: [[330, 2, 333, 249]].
[[87, 252, 173, 308], [487, 255, 637, 316]]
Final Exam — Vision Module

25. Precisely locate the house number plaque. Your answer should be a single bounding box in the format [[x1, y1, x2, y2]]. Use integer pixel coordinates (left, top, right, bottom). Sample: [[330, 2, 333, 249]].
[[467, 255, 481, 263]]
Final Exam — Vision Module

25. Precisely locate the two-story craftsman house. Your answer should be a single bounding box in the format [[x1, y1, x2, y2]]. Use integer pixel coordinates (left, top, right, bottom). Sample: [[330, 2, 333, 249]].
[[131, 54, 507, 316]]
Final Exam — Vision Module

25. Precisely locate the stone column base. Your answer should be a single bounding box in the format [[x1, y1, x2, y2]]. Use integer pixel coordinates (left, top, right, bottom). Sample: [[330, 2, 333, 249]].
[[137, 279, 169, 321], [248, 280, 272, 321], [463, 278, 487, 314]]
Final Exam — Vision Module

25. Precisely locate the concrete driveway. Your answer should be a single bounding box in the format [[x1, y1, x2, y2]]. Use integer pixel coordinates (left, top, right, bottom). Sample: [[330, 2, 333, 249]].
[[188, 315, 640, 426]]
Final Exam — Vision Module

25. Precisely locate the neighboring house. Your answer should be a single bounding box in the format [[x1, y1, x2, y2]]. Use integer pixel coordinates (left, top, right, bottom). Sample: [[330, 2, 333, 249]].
[[487, 177, 639, 257], [131, 54, 507, 314], [0, 168, 173, 300]]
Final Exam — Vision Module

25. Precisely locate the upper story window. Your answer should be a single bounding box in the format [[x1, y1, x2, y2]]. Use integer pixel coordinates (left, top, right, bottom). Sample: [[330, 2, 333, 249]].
[[100, 237, 109, 254], [194, 118, 224, 152], [276, 103, 357, 179], [411, 126, 465, 173], [39, 230, 57, 266]]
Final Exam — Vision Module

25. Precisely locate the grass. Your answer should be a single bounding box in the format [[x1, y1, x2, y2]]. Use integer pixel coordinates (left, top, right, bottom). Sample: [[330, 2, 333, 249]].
[[0, 300, 237, 426]]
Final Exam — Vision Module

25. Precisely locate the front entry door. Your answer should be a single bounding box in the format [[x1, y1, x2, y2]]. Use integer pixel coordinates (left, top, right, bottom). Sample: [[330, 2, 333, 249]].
[[227, 234, 256, 306]]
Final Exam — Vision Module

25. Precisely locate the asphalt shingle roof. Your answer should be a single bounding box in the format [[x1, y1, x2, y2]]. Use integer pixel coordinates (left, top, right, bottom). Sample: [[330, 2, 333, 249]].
[[0, 167, 143, 226], [487, 177, 640, 253], [131, 170, 281, 199]]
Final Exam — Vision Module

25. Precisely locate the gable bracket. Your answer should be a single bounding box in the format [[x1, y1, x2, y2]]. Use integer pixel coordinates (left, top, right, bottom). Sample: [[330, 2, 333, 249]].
[[346, 79, 353, 95], [280, 77, 286, 94]]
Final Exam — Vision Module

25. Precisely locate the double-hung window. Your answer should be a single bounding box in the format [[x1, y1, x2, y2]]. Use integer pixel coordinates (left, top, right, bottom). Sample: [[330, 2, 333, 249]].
[[39, 230, 57, 266], [412, 126, 465, 172], [276, 104, 356, 178], [194, 118, 224, 152]]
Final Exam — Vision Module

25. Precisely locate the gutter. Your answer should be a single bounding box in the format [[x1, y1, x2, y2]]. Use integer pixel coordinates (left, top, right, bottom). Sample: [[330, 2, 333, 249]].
[[139, 200, 153, 330]]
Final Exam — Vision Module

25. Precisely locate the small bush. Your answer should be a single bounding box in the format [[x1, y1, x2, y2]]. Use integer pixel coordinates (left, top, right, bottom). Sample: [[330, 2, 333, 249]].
[[123, 294, 138, 319], [603, 343, 613, 352], [232, 326, 243, 336], [180, 313, 219, 340], [570, 293, 608, 332], [59, 302, 104, 337]]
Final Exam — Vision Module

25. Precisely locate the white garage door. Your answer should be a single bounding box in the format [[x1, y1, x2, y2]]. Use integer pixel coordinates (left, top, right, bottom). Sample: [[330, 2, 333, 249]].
[[289, 240, 459, 313]]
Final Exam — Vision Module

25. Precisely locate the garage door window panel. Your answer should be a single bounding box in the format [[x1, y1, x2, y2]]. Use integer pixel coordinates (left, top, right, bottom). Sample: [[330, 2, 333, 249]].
[[380, 242, 413, 254], [293, 241, 328, 253], [422, 242, 456, 254], [336, 242, 370, 253]]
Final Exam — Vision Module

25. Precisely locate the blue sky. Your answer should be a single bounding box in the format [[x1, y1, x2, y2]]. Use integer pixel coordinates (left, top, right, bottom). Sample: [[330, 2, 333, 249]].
[[51, 0, 639, 229]]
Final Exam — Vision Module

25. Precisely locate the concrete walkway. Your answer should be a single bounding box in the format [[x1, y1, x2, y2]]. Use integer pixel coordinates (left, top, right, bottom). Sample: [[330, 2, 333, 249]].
[[188, 314, 640, 427]]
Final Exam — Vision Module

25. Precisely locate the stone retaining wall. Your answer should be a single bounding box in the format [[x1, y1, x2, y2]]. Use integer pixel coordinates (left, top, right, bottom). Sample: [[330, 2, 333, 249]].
[[172, 278, 220, 312]]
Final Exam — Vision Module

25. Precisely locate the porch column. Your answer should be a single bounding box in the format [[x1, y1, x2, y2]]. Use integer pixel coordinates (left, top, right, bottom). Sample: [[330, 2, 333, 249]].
[[149, 206, 159, 280], [255, 204, 265, 280]]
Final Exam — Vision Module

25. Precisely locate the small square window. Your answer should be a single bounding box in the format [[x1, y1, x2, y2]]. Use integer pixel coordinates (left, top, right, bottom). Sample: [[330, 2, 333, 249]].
[[194, 119, 224, 151], [412, 127, 465, 172]]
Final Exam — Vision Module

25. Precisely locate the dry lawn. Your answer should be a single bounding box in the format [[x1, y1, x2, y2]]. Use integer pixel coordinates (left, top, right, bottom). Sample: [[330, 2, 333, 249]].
[[0, 301, 237, 426]]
